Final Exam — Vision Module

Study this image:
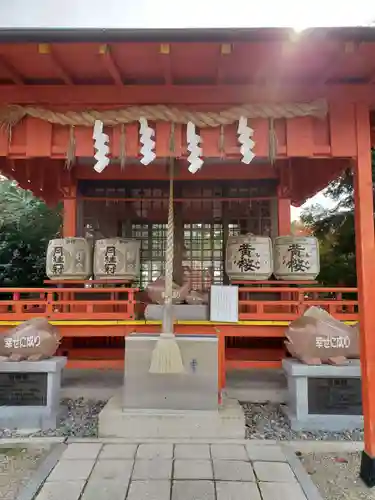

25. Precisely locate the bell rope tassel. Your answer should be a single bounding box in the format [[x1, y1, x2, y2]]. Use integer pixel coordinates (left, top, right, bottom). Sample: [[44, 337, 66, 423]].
[[149, 156, 184, 374]]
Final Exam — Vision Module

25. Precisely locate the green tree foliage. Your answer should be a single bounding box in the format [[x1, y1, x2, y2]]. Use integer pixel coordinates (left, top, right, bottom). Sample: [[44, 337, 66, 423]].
[[301, 150, 375, 286], [0, 180, 61, 286]]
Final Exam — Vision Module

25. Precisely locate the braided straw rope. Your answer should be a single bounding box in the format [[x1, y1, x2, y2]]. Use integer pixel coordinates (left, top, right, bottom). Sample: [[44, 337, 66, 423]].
[[0, 99, 327, 129], [161, 158, 175, 334]]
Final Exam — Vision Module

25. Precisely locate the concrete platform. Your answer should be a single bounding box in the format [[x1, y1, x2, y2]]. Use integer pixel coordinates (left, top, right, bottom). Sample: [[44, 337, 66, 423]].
[[98, 394, 245, 439]]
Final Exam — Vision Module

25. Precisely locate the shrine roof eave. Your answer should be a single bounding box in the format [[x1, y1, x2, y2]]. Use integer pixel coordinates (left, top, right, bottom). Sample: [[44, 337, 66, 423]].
[[0, 26, 374, 43]]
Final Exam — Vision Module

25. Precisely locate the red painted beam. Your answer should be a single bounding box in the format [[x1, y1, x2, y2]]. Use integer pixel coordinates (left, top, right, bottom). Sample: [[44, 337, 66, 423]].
[[0, 56, 24, 85], [98, 44, 123, 86], [0, 84, 374, 105]]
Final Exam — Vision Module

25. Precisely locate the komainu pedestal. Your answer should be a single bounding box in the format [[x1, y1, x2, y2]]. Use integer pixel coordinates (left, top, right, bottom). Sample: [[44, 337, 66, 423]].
[[0, 357, 66, 431], [282, 358, 363, 432]]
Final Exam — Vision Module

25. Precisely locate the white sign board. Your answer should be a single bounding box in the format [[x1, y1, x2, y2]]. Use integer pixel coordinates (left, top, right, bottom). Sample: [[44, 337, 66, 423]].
[[210, 285, 238, 323]]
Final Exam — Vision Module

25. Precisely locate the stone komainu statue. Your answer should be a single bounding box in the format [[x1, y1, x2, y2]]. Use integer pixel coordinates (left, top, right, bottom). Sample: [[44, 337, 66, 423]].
[[146, 277, 190, 305], [285, 307, 359, 365], [0, 318, 61, 361]]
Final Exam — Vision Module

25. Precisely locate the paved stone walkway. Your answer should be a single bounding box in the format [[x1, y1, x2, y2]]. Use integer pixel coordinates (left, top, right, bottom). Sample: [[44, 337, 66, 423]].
[[34, 442, 316, 500]]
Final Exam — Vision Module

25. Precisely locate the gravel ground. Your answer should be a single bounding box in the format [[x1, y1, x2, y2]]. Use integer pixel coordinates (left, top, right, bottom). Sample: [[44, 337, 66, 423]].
[[301, 452, 374, 500], [0, 446, 51, 500], [0, 398, 106, 438], [243, 402, 364, 441], [0, 398, 364, 440]]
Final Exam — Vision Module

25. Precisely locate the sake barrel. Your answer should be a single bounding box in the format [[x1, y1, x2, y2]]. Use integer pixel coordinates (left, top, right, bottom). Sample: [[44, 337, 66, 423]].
[[274, 236, 320, 280], [94, 238, 140, 281], [225, 234, 273, 281], [46, 238, 92, 280]]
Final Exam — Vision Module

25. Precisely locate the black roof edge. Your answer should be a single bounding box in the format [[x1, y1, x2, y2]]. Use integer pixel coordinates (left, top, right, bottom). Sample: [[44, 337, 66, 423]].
[[0, 26, 374, 43]]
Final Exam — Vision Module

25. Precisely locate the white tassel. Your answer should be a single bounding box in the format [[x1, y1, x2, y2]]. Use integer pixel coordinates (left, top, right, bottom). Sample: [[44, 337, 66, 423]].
[[93, 120, 110, 173], [139, 117, 156, 165], [186, 122, 203, 174], [237, 116, 255, 164]]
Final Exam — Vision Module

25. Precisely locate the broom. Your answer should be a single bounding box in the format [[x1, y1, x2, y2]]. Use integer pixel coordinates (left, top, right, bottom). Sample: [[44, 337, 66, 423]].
[[149, 155, 184, 374]]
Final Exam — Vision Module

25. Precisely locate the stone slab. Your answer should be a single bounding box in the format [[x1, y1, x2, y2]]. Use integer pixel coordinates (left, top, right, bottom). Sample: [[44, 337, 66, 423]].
[[0, 356, 66, 431], [35, 481, 85, 500], [127, 480, 171, 500], [172, 480, 215, 500], [90, 459, 133, 482], [136, 443, 173, 459], [253, 461, 297, 483], [213, 460, 255, 481], [245, 444, 287, 462], [123, 334, 218, 411], [99, 444, 137, 459], [174, 459, 213, 479], [210, 444, 248, 460], [174, 444, 210, 460], [283, 358, 361, 378], [61, 443, 102, 460], [81, 479, 128, 500], [0, 357, 66, 373], [47, 460, 95, 482], [99, 394, 245, 439], [133, 459, 172, 480], [216, 481, 262, 500], [259, 482, 308, 500]]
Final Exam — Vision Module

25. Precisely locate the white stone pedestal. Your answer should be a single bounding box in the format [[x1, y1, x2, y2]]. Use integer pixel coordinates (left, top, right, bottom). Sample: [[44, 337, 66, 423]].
[[0, 357, 66, 431], [98, 334, 245, 438], [123, 334, 218, 411], [282, 359, 363, 432]]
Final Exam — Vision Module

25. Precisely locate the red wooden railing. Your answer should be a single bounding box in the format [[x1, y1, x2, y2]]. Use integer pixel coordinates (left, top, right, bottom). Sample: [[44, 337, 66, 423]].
[[0, 286, 358, 322], [0, 287, 138, 321], [238, 287, 358, 321]]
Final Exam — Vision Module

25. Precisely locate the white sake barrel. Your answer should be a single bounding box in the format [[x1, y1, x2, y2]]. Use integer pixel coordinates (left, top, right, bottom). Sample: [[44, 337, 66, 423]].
[[94, 238, 140, 281], [274, 236, 320, 280], [226, 234, 273, 281], [46, 238, 92, 280]]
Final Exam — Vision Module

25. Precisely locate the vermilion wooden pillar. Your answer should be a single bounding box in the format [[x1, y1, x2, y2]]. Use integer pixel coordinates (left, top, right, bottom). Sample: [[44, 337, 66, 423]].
[[62, 185, 77, 237], [278, 198, 291, 236], [355, 104, 375, 486]]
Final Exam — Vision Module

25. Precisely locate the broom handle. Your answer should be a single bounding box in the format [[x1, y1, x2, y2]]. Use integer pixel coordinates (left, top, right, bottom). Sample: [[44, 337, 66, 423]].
[[162, 158, 174, 334]]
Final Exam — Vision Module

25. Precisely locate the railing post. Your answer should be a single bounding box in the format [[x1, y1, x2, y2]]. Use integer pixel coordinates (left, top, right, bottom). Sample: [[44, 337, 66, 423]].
[[297, 290, 304, 316], [13, 291, 22, 315], [46, 292, 54, 317]]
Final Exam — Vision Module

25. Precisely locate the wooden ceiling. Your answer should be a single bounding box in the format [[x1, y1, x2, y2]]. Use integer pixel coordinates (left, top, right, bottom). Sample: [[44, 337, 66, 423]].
[[0, 39, 374, 90]]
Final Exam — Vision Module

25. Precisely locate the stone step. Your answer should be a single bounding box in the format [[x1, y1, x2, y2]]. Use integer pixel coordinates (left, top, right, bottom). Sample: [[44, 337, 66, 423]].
[[98, 395, 245, 439]]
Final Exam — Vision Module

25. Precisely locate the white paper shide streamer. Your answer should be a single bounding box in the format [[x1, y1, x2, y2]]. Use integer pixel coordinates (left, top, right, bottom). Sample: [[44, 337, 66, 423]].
[[186, 122, 203, 174], [237, 116, 255, 164], [139, 117, 156, 165], [93, 120, 110, 173]]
